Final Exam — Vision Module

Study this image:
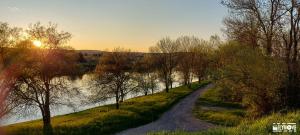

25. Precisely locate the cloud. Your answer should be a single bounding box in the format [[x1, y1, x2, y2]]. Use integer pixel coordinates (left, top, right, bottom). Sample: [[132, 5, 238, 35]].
[[8, 6, 20, 12]]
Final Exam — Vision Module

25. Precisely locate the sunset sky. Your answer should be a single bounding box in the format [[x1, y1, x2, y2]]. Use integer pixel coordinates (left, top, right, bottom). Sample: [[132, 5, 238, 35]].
[[0, 0, 227, 52]]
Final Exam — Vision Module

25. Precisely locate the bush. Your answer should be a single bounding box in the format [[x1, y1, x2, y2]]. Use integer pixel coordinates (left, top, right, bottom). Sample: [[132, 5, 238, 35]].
[[214, 42, 286, 117]]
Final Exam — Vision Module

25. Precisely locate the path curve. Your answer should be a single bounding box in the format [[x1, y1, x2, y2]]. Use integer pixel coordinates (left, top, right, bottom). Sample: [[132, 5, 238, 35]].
[[116, 84, 216, 135]]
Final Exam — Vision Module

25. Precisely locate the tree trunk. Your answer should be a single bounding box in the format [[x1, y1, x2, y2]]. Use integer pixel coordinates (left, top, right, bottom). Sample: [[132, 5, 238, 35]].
[[43, 89, 53, 135], [170, 79, 173, 89], [120, 89, 124, 103], [286, 61, 299, 108], [41, 80, 53, 135], [164, 75, 169, 93], [266, 35, 273, 56], [115, 91, 120, 109], [165, 80, 169, 93]]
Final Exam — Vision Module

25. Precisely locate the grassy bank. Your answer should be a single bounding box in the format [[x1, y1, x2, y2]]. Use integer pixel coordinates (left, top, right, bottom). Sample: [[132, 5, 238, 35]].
[[152, 111, 300, 135], [152, 87, 300, 135], [3, 81, 210, 135], [193, 87, 245, 126]]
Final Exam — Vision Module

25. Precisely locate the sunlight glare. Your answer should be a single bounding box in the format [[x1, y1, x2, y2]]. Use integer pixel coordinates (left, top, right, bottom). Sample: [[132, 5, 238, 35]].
[[33, 40, 42, 47]]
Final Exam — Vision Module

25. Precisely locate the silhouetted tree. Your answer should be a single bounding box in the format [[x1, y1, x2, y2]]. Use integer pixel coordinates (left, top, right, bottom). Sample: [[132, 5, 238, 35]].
[[176, 36, 199, 87], [149, 38, 179, 92], [8, 22, 78, 135], [192, 40, 213, 83], [134, 54, 158, 95], [222, 0, 300, 108], [0, 22, 20, 69], [92, 48, 135, 109]]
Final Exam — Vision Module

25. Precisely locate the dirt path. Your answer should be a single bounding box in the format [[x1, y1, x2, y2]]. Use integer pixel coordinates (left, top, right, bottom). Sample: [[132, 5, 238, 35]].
[[116, 84, 216, 135]]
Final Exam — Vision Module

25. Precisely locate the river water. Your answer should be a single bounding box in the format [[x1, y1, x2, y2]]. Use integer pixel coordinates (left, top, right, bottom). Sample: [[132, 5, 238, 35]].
[[0, 74, 183, 126]]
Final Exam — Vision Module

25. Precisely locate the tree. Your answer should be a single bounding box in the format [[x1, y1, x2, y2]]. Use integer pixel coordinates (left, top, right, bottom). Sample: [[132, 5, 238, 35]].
[[0, 22, 21, 119], [223, 15, 260, 48], [0, 22, 20, 69], [8, 22, 77, 134], [92, 48, 135, 109], [176, 36, 199, 87], [134, 54, 158, 95], [0, 66, 20, 119], [222, 0, 300, 108], [149, 37, 179, 92], [78, 52, 87, 63], [222, 0, 284, 55], [192, 40, 213, 83], [215, 43, 286, 117], [279, 0, 300, 107]]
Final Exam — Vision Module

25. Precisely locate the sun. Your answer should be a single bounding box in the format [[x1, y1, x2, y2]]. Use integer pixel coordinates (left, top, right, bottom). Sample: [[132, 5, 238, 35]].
[[33, 40, 42, 47]]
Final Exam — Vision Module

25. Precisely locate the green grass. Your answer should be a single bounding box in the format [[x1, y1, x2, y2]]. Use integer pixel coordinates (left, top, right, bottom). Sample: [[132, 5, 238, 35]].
[[151, 86, 300, 135], [3, 81, 210, 135], [151, 111, 300, 135], [193, 87, 245, 127]]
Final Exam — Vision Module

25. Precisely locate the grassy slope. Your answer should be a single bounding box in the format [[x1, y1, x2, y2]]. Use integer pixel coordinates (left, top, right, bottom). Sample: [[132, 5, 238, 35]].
[[193, 87, 245, 126], [3, 81, 210, 135], [152, 111, 300, 135], [152, 87, 300, 135]]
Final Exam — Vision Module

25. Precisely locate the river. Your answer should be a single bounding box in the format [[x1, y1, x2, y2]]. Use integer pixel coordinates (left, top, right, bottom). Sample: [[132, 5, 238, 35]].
[[0, 74, 183, 126]]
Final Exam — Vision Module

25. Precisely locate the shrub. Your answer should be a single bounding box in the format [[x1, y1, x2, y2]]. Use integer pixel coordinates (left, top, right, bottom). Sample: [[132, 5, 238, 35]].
[[214, 42, 286, 117]]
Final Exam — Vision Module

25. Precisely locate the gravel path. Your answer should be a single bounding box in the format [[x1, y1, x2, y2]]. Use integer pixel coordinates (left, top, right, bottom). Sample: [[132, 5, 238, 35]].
[[116, 84, 216, 135]]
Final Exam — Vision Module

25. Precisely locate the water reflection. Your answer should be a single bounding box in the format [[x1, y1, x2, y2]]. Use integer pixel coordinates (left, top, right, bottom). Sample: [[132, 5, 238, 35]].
[[1, 74, 182, 126]]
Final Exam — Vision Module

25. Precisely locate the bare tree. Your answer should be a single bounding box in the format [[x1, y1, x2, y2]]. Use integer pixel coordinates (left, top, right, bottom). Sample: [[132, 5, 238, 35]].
[[134, 54, 158, 95], [176, 36, 199, 87], [222, 0, 300, 108], [222, 0, 285, 55], [8, 22, 77, 134], [0, 22, 20, 69], [92, 48, 135, 109], [149, 37, 179, 92], [0, 66, 20, 119], [192, 40, 213, 83], [279, 0, 300, 107], [0, 22, 20, 119], [223, 15, 260, 48]]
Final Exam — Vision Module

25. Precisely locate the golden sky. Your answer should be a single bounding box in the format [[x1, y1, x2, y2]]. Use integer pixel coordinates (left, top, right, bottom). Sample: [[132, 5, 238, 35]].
[[0, 0, 227, 52]]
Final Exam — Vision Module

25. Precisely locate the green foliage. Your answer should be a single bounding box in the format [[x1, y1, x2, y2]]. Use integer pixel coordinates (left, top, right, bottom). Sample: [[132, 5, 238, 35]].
[[151, 111, 300, 135], [193, 87, 245, 127], [3, 82, 209, 135], [214, 42, 286, 117]]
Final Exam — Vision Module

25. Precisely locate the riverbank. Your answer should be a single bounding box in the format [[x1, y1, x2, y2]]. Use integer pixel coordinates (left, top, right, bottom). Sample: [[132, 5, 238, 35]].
[[2, 81, 210, 135], [117, 84, 215, 135]]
